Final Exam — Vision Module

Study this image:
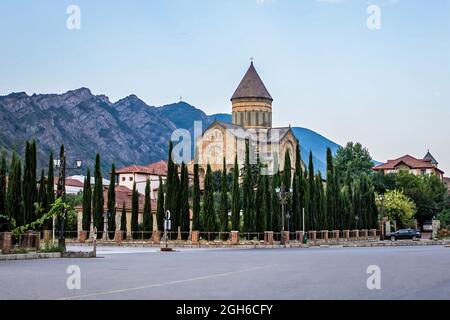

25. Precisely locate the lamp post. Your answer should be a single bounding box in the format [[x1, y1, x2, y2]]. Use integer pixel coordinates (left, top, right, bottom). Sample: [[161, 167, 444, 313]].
[[275, 184, 293, 247], [102, 211, 109, 241], [54, 153, 83, 251], [355, 215, 360, 230]]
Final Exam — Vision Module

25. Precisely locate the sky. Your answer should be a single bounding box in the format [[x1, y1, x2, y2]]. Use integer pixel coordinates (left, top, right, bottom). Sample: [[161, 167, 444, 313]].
[[1, 0, 449, 173]]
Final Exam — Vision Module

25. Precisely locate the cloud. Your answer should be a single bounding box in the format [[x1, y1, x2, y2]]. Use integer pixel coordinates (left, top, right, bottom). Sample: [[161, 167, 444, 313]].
[[316, 0, 345, 3]]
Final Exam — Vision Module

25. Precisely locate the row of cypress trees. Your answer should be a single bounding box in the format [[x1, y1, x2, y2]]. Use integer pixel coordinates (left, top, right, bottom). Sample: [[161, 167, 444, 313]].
[[179, 141, 378, 234], [0, 141, 57, 232]]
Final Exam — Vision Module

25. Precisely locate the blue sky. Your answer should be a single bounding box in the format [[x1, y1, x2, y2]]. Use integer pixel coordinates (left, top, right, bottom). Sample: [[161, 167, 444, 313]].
[[1, 0, 449, 173]]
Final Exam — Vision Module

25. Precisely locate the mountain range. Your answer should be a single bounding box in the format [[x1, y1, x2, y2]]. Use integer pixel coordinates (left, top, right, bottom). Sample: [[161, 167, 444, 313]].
[[0, 88, 342, 174]]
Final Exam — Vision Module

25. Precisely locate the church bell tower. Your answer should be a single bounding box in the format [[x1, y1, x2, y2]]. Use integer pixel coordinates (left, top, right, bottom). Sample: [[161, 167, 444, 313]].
[[231, 62, 273, 129]]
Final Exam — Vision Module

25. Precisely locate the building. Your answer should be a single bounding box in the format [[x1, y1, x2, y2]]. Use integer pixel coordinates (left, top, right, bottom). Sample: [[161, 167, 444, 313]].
[[372, 151, 445, 180], [193, 62, 300, 176], [116, 160, 168, 199]]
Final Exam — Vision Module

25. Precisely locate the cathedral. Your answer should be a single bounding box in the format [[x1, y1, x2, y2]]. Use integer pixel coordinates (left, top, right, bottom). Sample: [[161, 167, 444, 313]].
[[194, 62, 299, 177]]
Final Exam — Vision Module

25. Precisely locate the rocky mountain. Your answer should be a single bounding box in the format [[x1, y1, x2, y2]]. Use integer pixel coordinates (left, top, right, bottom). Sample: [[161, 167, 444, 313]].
[[0, 88, 342, 174]]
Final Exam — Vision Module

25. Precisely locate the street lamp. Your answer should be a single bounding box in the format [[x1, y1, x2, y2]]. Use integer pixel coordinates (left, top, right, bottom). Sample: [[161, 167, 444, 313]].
[[275, 184, 293, 247], [53, 153, 83, 252], [355, 215, 360, 230]]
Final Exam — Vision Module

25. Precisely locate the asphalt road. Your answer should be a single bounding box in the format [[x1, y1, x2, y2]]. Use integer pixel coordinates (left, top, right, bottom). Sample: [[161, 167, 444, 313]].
[[1, 246, 449, 300]]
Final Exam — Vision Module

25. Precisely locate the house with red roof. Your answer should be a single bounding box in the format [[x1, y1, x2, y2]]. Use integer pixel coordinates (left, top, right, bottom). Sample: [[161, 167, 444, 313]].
[[372, 151, 444, 181], [116, 160, 169, 199]]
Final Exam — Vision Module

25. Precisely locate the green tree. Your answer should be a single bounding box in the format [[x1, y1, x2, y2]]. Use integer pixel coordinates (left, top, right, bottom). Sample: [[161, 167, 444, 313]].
[[45, 151, 55, 230], [164, 141, 175, 227], [291, 143, 303, 232], [202, 164, 216, 232], [334, 142, 374, 182], [6, 151, 22, 228], [23, 141, 37, 225], [179, 163, 190, 240], [107, 163, 116, 239], [242, 141, 254, 233], [92, 153, 104, 238], [262, 174, 271, 232], [82, 168, 92, 232], [219, 158, 229, 233], [156, 176, 165, 231], [131, 182, 139, 239], [325, 148, 336, 230], [231, 156, 241, 231], [437, 209, 450, 229], [37, 169, 48, 221], [254, 173, 265, 235], [0, 153, 8, 230], [271, 171, 281, 231], [341, 185, 354, 230], [376, 189, 416, 228], [315, 172, 325, 230], [120, 201, 127, 237], [171, 165, 180, 236], [306, 151, 316, 231], [142, 179, 153, 239]]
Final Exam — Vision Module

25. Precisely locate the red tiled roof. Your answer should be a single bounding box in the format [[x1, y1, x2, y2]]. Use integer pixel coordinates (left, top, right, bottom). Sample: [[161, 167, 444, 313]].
[[116, 160, 168, 176], [103, 185, 157, 212], [373, 155, 444, 174], [53, 178, 84, 188]]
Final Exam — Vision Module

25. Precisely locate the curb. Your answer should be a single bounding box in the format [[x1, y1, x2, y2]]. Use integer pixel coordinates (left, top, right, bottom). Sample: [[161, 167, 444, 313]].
[[0, 252, 61, 261]]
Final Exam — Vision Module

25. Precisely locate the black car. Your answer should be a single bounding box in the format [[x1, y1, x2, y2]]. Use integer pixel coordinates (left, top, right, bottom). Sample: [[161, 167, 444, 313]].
[[386, 229, 421, 241]]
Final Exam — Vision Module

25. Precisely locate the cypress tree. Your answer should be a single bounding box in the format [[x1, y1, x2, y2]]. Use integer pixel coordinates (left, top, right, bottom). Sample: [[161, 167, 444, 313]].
[[262, 174, 271, 232], [157, 176, 165, 231], [120, 201, 127, 237], [306, 151, 316, 231], [325, 148, 336, 230], [142, 179, 153, 239], [82, 169, 92, 232], [254, 173, 266, 235], [242, 141, 254, 233], [23, 141, 37, 225], [164, 141, 175, 226], [219, 158, 229, 233], [92, 153, 104, 238], [315, 172, 325, 230], [44, 152, 55, 230], [171, 165, 180, 236], [7, 151, 22, 228], [202, 164, 216, 232], [107, 163, 116, 239], [291, 174, 300, 231], [192, 162, 201, 231], [271, 171, 281, 232], [282, 150, 292, 190], [231, 155, 241, 231], [341, 185, 354, 230], [0, 153, 7, 222], [131, 182, 139, 239], [179, 163, 190, 240], [37, 169, 48, 221]]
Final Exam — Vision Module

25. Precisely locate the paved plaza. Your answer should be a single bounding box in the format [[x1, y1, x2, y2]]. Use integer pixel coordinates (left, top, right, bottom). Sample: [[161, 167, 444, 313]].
[[1, 246, 449, 300]]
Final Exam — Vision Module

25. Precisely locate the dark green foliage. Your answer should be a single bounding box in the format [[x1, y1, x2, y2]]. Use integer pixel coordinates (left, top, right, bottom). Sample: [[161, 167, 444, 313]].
[[202, 164, 216, 232], [262, 174, 271, 232], [271, 172, 281, 231], [334, 142, 374, 182], [120, 201, 127, 236], [164, 141, 176, 229], [23, 141, 37, 225], [242, 141, 254, 233], [325, 148, 336, 230], [179, 163, 190, 239], [37, 169, 48, 221], [219, 158, 229, 233], [171, 165, 180, 235], [82, 168, 92, 231], [231, 156, 241, 231], [254, 173, 266, 234], [44, 152, 55, 230], [131, 182, 139, 239], [7, 151, 22, 228], [107, 163, 116, 239], [157, 176, 165, 231], [0, 153, 7, 231], [371, 171, 396, 194], [92, 153, 104, 238], [306, 151, 316, 231], [315, 172, 325, 230], [142, 179, 153, 239]]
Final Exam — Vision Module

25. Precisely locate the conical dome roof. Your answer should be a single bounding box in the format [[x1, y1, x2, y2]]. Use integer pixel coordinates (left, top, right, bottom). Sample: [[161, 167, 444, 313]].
[[231, 62, 273, 101]]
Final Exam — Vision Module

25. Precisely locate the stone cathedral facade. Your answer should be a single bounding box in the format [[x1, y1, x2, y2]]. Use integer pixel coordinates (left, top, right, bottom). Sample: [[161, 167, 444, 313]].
[[193, 62, 299, 177]]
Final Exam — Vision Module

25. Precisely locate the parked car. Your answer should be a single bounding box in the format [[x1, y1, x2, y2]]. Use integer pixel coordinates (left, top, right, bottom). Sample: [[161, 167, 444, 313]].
[[386, 229, 421, 241]]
